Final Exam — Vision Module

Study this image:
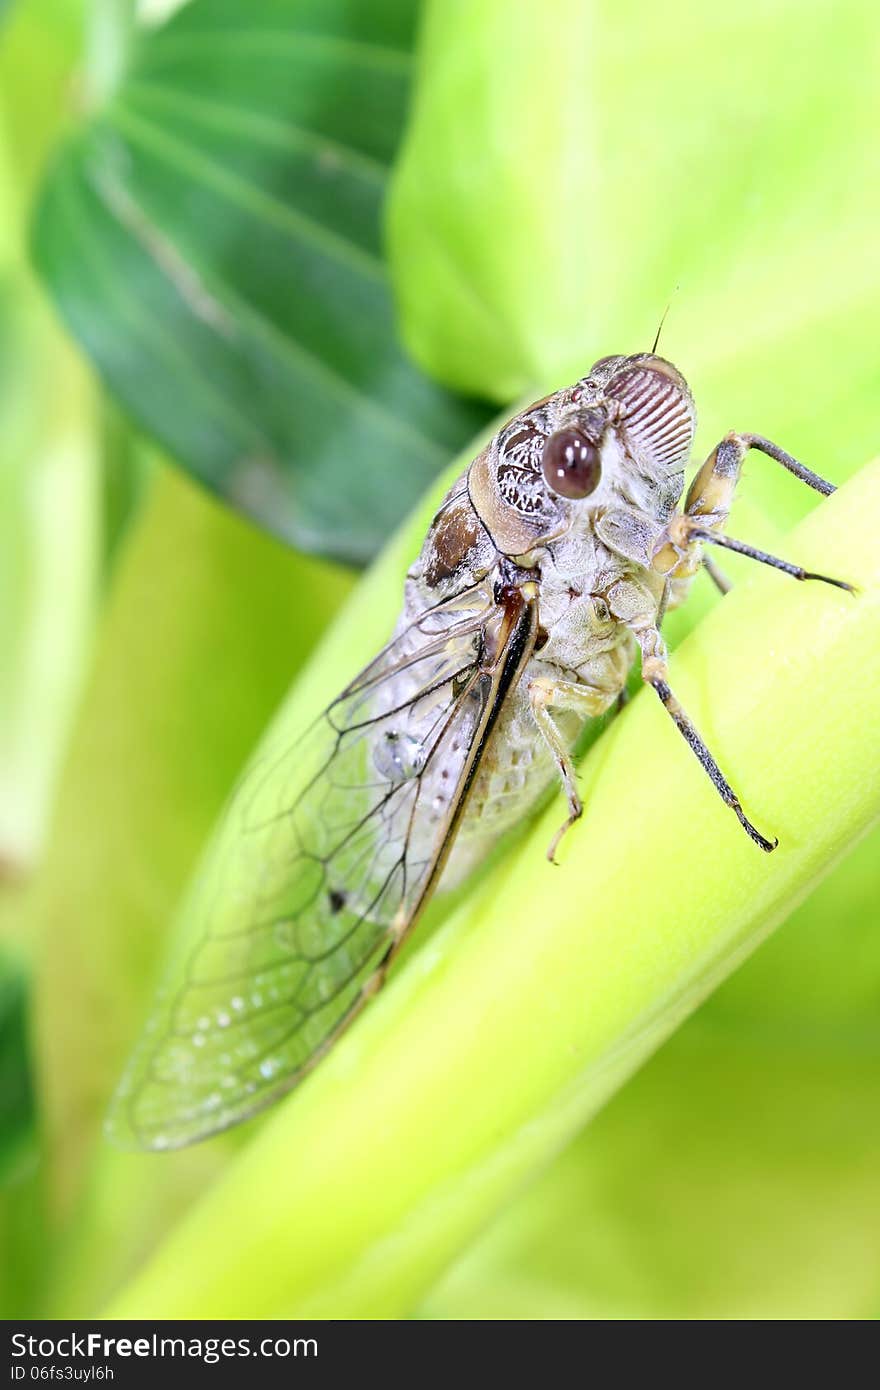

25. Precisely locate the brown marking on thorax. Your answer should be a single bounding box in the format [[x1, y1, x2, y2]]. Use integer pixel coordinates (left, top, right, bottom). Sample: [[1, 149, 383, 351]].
[[424, 502, 483, 586]]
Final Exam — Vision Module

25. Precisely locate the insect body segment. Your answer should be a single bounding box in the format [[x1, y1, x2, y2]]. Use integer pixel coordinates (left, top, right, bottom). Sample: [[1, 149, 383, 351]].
[[109, 353, 849, 1149]]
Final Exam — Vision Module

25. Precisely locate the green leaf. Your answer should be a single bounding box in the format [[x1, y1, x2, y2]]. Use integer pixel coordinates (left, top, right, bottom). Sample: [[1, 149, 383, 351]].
[[0, 1161, 46, 1319], [420, 1018, 880, 1319], [421, 783, 880, 1320], [388, 0, 880, 535], [0, 960, 35, 1181], [0, 0, 100, 873], [32, 0, 492, 564], [104, 457, 880, 1318], [705, 825, 880, 1030], [388, 0, 597, 402], [0, 287, 98, 872]]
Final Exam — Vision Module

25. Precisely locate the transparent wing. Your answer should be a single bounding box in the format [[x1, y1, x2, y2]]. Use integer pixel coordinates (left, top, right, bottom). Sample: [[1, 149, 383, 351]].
[[108, 583, 535, 1149]]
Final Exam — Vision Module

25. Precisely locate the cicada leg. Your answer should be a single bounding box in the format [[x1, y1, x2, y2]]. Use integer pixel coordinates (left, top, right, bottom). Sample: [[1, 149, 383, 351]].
[[640, 430, 855, 851], [653, 430, 852, 593], [528, 676, 614, 863], [702, 552, 733, 595], [631, 623, 777, 852]]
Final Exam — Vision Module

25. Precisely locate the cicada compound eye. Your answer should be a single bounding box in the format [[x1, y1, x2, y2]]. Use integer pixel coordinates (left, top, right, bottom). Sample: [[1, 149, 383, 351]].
[[541, 428, 602, 500]]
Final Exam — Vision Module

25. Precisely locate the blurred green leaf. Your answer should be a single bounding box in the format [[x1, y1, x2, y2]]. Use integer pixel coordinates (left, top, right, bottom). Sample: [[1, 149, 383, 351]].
[[33, 0, 492, 563], [0, 952, 42, 1320], [0, 0, 86, 192], [705, 824, 880, 1030], [0, 293, 98, 873], [389, 1, 880, 521], [85, 0, 138, 108], [0, 960, 35, 1181], [96, 398, 152, 571], [0, 1162, 45, 1318], [420, 1017, 880, 1320], [389, 0, 597, 402], [0, 0, 100, 874]]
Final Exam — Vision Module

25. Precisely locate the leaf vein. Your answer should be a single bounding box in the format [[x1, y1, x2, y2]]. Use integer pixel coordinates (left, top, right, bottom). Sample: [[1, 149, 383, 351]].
[[111, 102, 386, 282]]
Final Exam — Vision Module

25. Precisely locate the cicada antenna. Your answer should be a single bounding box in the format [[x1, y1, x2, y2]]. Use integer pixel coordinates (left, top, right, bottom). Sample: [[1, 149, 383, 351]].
[[651, 287, 680, 355]]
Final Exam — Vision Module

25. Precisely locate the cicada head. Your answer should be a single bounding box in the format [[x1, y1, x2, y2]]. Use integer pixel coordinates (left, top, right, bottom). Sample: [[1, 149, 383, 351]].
[[468, 353, 696, 559]]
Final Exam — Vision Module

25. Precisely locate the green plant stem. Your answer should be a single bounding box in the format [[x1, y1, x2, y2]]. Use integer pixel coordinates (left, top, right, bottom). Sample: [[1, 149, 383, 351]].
[[106, 458, 880, 1318]]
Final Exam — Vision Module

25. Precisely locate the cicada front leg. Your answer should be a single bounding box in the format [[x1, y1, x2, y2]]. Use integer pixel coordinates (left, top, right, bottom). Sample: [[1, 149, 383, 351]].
[[528, 676, 616, 863], [630, 620, 777, 852], [601, 569, 778, 851], [653, 431, 854, 595], [639, 429, 854, 852]]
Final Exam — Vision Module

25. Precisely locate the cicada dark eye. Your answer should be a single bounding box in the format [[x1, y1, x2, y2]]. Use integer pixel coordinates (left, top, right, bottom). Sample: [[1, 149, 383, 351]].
[[541, 428, 602, 499]]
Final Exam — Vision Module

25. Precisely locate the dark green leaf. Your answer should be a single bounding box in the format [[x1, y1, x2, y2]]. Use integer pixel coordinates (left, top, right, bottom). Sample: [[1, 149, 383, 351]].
[[33, 0, 491, 563], [0, 961, 35, 1182]]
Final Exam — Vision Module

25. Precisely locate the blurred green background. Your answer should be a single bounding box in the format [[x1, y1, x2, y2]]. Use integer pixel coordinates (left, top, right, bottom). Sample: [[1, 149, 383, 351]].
[[1, 0, 878, 1319]]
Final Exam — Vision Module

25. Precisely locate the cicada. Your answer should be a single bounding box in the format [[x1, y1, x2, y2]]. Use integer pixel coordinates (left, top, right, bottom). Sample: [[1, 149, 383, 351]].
[[109, 352, 850, 1149]]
